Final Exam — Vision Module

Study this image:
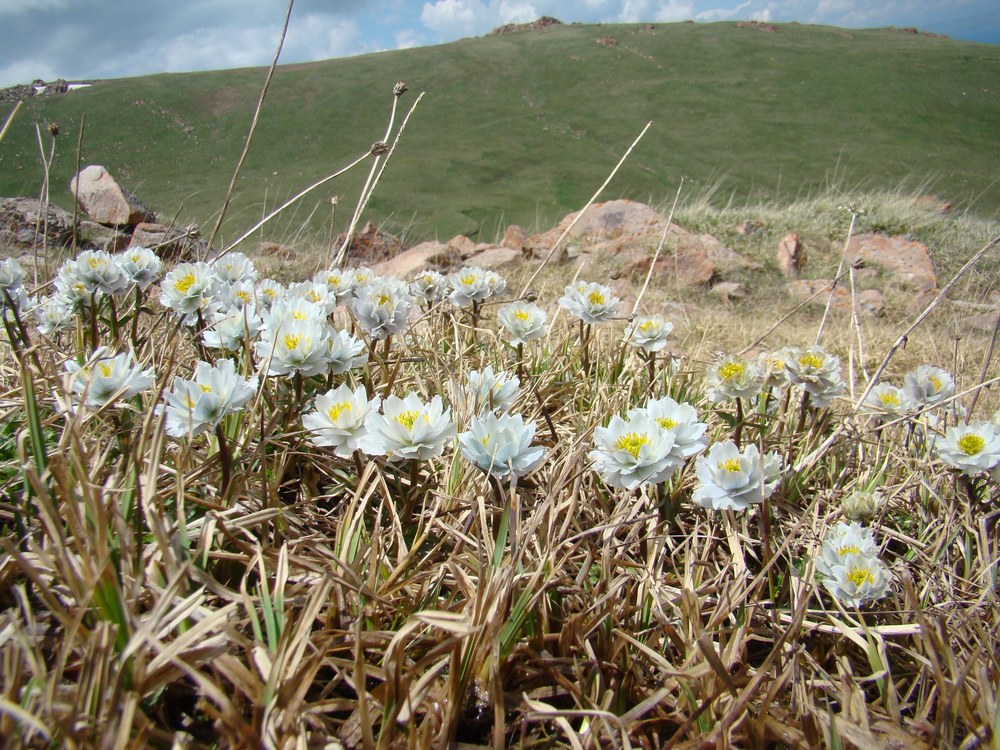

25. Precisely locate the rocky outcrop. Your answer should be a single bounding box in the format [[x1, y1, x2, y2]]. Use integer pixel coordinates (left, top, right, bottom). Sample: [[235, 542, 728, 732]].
[[0, 197, 77, 249], [776, 232, 805, 277], [334, 221, 404, 266], [489, 16, 562, 35], [130, 222, 204, 260], [845, 233, 937, 291], [70, 165, 155, 227]]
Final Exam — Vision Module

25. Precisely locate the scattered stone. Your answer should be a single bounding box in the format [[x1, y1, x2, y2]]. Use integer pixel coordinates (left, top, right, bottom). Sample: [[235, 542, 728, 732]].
[[130, 222, 203, 260], [845, 233, 937, 291], [738, 20, 779, 31], [502, 224, 528, 252], [465, 245, 521, 270], [373, 241, 454, 278], [259, 241, 294, 257], [622, 243, 716, 286], [786, 279, 884, 316], [736, 220, 765, 236], [776, 232, 806, 277], [334, 221, 404, 265], [597, 35, 618, 46], [489, 16, 562, 35], [696, 233, 761, 271], [0, 197, 77, 249], [711, 281, 748, 304], [445, 234, 478, 257], [79, 220, 129, 253], [69, 165, 155, 227], [857, 288, 886, 316], [529, 199, 671, 249]]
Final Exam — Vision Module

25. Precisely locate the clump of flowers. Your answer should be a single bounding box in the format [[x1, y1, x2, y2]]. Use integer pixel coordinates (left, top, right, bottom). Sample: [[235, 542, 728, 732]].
[[159, 261, 219, 319], [410, 270, 448, 306], [159, 359, 258, 438], [935, 421, 1000, 477], [863, 383, 912, 418], [302, 384, 381, 458], [628, 396, 707, 462], [815, 522, 891, 607], [447, 267, 505, 308], [692, 440, 782, 511], [624, 314, 673, 353], [589, 412, 680, 491], [558, 281, 619, 324], [359, 393, 455, 461], [705, 354, 762, 403], [115, 246, 162, 290], [497, 300, 547, 346], [456, 366, 520, 418], [783, 345, 844, 407], [903, 365, 954, 409], [350, 277, 414, 341], [458, 412, 545, 480], [63, 347, 155, 410]]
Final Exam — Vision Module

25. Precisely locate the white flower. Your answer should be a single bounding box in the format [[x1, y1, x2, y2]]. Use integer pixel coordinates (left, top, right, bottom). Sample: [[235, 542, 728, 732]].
[[754, 348, 795, 389], [784, 346, 845, 407], [410, 269, 448, 304], [255, 278, 286, 310], [448, 267, 498, 308], [705, 355, 762, 403], [159, 262, 218, 316], [302, 384, 380, 458], [347, 266, 377, 295], [497, 300, 547, 346], [0, 257, 26, 294], [54, 260, 99, 310], [73, 249, 129, 295], [216, 279, 258, 311], [358, 393, 455, 461], [255, 317, 334, 378], [692, 441, 782, 511], [903, 365, 954, 408], [326, 328, 368, 374], [458, 412, 546, 480], [625, 315, 673, 353], [350, 278, 413, 340], [628, 396, 707, 460], [815, 522, 891, 607], [863, 383, 912, 416], [287, 280, 337, 316], [158, 359, 258, 438], [64, 347, 154, 409], [115, 246, 162, 290], [935, 421, 1000, 477], [210, 251, 257, 283], [841, 488, 883, 522], [314, 268, 355, 304], [558, 281, 619, 324], [263, 297, 326, 330], [202, 305, 264, 351], [458, 366, 520, 417], [589, 412, 680, 491], [35, 294, 77, 334]]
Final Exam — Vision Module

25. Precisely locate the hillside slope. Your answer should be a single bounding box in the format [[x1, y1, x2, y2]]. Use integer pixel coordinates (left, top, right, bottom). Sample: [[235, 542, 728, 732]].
[[1, 21, 998, 244]]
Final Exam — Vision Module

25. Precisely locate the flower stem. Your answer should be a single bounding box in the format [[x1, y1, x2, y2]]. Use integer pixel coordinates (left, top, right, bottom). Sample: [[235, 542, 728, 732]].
[[215, 423, 233, 501]]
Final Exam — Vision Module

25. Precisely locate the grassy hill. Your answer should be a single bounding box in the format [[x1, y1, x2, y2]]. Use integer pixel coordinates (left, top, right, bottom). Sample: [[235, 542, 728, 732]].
[[2, 20, 999, 245]]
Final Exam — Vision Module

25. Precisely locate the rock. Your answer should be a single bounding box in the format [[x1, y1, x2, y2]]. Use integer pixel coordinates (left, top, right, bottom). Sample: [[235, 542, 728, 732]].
[[908, 288, 941, 316], [0, 197, 77, 249], [776, 232, 805, 277], [334, 221, 404, 266], [597, 35, 618, 46], [259, 241, 293, 256], [622, 243, 716, 286], [845, 234, 937, 291], [502, 224, 528, 252], [736, 220, 765, 236], [738, 20, 778, 31], [711, 281, 748, 304], [696, 233, 760, 271], [966, 310, 1000, 333], [78, 220, 129, 253], [489, 16, 562, 35], [465, 245, 521, 270], [70, 165, 155, 227], [446, 234, 478, 257], [373, 241, 454, 278], [130, 222, 203, 260], [527, 199, 671, 251], [857, 289, 886, 316]]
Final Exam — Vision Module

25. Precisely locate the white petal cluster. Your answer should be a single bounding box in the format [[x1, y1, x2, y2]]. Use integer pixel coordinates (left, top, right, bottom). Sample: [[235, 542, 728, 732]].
[[302, 384, 381, 458], [458, 412, 546, 480], [210, 251, 257, 283], [815, 522, 891, 607], [863, 383, 913, 417], [255, 279, 286, 310], [115, 246, 162, 290], [158, 359, 258, 438], [350, 277, 413, 340], [202, 306, 264, 351], [159, 262, 219, 316], [410, 269, 448, 304], [0, 257, 26, 295], [287, 281, 337, 316], [755, 348, 795, 389], [447, 266, 505, 307], [903, 365, 954, 408], [458, 366, 520, 417], [692, 440, 782, 510], [314, 268, 354, 304], [255, 316, 335, 378], [558, 281, 619, 324], [935, 421, 1000, 477], [625, 314, 673, 353], [35, 295, 77, 334], [64, 347, 154, 409], [840, 488, 883, 522], [73, 249, 129, 295], [628, 396, 707, 461], [589, 412, 681, 491], [783, 346, 845, 407], [705, 355, 762, 402], [497, 300, 547, 346], [358, 393, 456, 461], [326, 329, 368, 374]]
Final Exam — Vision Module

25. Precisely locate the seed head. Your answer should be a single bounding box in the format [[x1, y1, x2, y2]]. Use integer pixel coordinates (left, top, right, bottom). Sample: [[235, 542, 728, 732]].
[[393, 81, 408, 97]]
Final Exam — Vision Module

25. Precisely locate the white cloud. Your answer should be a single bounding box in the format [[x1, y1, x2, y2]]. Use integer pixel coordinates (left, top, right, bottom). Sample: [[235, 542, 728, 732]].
[[0, 58, 59, 87], [421, 0, 488, 36], [394, 28, 424, 49], [0, 0, 75, 16]]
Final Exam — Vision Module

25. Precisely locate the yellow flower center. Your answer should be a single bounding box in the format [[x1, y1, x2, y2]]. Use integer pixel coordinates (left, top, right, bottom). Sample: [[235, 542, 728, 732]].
[[958, 433, 985, 456], [283, 334, 302, 350], [878, 391, 900, 407], [174, 273, 196, 293], [237, 290, 251, 302], [327, 401, 351, 421], [376, 294, 392, 305], [394, 410, 421, 430], [263, 288, 277, 299], [847, 566, 875, 587], [461, 274, 476, 285], [639, 320, 654, 332], [88, 258, 102, 269], [481, 435, 490, 447], [588, 291, 605, 305], [292, 310, 308, 320], [130, 254, 140, 262], [929, 375, 942, 391], [514, 310, 529, 321], [719, 361, 745, 381], [183, 395, 196, 409], [798, 352, 824, 369], [837, 544, 861, 556], [717, 457, 742, 473], [97, 362, 113, 378], [657, 417, 677, 430], [615, 432, 650, 458], [307, 290, 321, 302], [200, 384, 212, 393]]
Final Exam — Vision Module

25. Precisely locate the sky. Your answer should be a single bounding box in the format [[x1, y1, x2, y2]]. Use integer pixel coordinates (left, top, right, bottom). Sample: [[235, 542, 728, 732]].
[[1, 0, 999, 89]]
